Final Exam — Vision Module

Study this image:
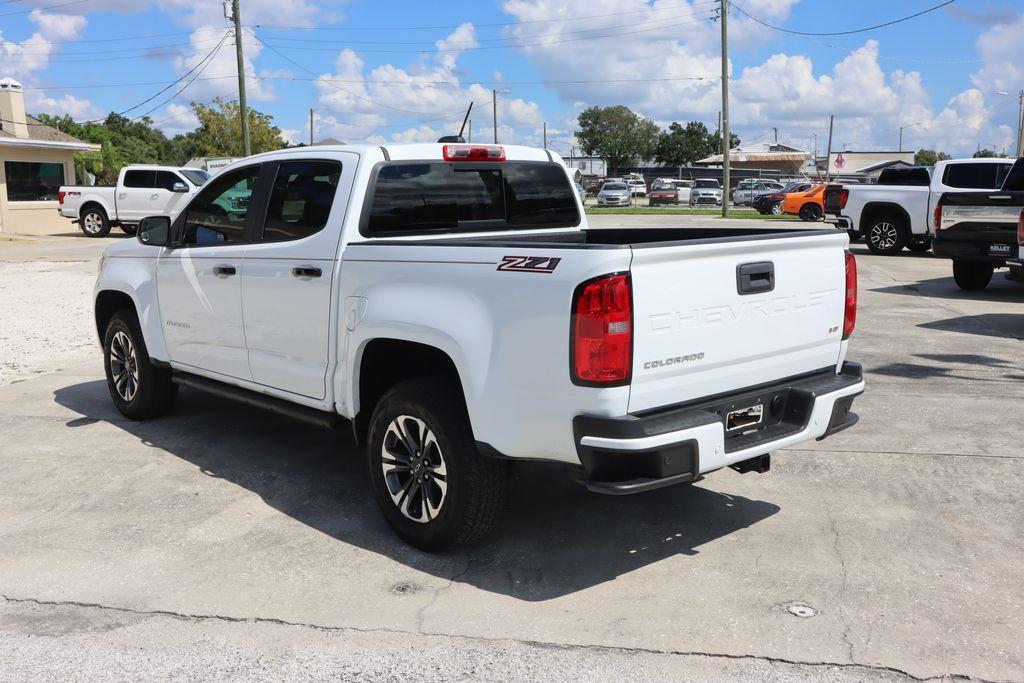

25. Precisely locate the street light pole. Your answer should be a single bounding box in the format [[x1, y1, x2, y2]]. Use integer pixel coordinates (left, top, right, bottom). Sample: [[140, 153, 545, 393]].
[[719, 0, 730, 218], [898, 122, 921, 153]]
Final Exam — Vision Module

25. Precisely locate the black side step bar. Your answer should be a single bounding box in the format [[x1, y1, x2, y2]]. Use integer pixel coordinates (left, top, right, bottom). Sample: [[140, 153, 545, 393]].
[[172, 372, 345, 430]]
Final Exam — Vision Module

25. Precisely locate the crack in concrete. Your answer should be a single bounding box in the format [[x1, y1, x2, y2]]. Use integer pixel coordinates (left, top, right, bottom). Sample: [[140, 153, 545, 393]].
[[413, 555, 475, 633], [823, 500, 855, 663], [0, 593, 1001, 682], [785, 447, 1024, 461]]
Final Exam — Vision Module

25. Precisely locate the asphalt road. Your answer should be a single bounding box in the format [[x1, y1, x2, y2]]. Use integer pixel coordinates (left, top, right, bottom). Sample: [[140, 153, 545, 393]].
[[1, 218, 1022, 681]]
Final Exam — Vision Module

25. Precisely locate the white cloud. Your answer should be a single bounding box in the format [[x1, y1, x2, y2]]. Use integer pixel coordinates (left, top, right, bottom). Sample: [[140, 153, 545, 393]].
[[153, 102, 199, 137], [435, 22, 478, 71]]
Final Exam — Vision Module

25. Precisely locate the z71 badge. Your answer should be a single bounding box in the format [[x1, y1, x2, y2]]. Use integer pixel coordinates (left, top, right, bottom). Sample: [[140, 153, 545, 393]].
[[497, 255, 561, 273]]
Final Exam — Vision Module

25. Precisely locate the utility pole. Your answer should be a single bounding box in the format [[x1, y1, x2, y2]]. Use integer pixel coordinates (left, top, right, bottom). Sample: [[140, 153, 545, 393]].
[[492, 90, 498, 144], [719, 0, 730, 217], [812, 132, 818, 159], [772, 127, 778, 143], [309, 108, 314, 146], [230, 0, 251, 156], [1017, 89, 1024, 158], [468, 119, 472, 142], [824, 115, 834, 180], [543, 121, 547, 149]]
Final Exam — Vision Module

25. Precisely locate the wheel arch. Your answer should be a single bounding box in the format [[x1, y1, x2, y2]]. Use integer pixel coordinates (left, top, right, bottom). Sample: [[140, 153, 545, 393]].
[[352, 338, 469, 444], [80, 200, 110, 221], [859, 202, 910, 234], [94, 289, 137, 344]]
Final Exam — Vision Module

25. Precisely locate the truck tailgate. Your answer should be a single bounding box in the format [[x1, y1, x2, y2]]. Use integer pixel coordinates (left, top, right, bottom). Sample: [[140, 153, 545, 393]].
[[628, 231, 849, 413]]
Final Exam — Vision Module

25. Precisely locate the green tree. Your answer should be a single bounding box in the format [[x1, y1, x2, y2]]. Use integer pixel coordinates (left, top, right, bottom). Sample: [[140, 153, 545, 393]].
[[972, 148, 1006, 158], [914, 149, 951, 166], [575, 105, 660, 174], [187, 97, 285, 158], [707, 130, 741, 153], [654, 121, 715, 168]]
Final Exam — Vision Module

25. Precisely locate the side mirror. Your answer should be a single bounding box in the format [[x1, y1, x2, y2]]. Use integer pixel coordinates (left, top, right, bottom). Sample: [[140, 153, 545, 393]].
[[138, 216, 171, 247], [171, 181, 189, 193]]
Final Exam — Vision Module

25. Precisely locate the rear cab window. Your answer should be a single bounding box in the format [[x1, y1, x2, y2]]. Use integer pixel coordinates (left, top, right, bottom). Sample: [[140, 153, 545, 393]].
[[123, 170, 155, 188], [363, 161, 580, 236], [942, 163, 1012, 189]]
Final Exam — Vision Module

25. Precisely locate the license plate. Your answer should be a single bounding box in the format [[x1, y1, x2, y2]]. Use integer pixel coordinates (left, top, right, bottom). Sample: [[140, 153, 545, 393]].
[[989, 244, 1011, 255]]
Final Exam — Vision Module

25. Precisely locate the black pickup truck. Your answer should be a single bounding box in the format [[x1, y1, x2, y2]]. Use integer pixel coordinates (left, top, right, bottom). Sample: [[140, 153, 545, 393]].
[[934, 158, 1024, 290]]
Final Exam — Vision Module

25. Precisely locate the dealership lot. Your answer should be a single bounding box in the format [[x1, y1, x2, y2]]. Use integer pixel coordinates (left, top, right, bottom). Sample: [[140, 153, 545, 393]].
[[1, 218, 1022, 681]]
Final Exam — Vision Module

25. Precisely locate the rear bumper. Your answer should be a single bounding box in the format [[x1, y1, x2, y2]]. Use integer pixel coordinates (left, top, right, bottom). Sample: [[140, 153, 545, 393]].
[[573, 362, 865, 494], [932, 238, 1011, 265], [828, 215, 854, 231]]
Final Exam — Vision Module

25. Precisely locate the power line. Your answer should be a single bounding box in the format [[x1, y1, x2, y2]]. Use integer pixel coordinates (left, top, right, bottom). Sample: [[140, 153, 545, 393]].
[[0, 0, 88, 16], [731, 0, 956, 37]]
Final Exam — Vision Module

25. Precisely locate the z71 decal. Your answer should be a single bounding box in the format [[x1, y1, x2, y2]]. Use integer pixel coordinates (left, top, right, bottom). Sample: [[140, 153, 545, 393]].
[[497, 255, 561, 273]]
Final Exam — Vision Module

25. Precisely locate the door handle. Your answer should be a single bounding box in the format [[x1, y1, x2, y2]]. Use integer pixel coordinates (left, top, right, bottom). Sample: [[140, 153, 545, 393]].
[[292, 267, 322, 278], [150, 193, 159, 200], [212, 265, 236, 276], [736, 261, 775, 295]]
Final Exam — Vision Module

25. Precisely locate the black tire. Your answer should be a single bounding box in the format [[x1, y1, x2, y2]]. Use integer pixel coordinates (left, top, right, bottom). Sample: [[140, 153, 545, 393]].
[[906, 238, 931, 253], [80, 206, 111, 238], [952, 260, 993, 290], [103, 310, 177, 420], [799, 203, 822, 222], [120, 224, 138, 236], [865, 216, 908, 255], [367, 377, 508, 551]]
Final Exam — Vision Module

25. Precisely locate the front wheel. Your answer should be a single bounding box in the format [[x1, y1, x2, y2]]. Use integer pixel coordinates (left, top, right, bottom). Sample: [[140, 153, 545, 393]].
[[103, 311, 177, 419], [770, 202, 784, 216], [952, 260, 993, 290], [865, 217, 908, 255], [367, 378, 508, 551]]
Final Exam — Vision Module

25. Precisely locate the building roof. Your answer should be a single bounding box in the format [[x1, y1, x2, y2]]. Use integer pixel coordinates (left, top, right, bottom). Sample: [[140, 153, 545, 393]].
[[696, 141, 812, 165], [0, 115, 92, 145], [854, 159, 915, 174], [314, 137, 346, 146]]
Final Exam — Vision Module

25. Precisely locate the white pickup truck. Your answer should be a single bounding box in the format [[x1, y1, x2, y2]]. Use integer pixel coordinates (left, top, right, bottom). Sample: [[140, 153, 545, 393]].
[[93, 143, 864, 550], [824, 158, 1014, 255], [59, 165, 210, 237]]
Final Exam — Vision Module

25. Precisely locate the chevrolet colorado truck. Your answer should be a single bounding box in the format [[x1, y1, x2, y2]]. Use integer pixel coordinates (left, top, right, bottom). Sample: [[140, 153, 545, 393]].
[[59, 165, 210, 237], [824, 158, 1014, 255], [93, 143, 864, 550], [934, 157, 1024, 290]]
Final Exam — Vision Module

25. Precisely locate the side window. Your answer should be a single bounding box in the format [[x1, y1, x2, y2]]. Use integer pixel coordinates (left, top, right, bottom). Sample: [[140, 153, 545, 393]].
[[123, 170, 154, 188], [261, 160, 341, 241], [995, 164, 1011, 187], [943, 163, 998, 189], [182, 165, 261, 246], [154, 171, 183, 191]]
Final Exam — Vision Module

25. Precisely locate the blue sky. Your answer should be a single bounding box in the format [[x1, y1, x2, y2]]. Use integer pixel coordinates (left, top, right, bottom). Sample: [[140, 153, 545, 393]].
[[2, 0, 1022, 156]]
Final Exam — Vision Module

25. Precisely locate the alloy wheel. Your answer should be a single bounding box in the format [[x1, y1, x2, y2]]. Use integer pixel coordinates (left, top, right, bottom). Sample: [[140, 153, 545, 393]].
[[870, 222, 898, 250], [381, 415, 449, 523], [109, 330, 139, 402], [83, 212, 103, 235]]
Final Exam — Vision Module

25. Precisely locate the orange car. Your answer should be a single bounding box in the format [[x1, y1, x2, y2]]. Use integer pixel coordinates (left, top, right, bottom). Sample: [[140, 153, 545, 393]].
[[781, 184, 825, 221]]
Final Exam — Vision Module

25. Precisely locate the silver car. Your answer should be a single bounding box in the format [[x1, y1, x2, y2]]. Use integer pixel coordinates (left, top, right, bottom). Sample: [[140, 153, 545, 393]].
[[597, 181, 632, 207], [733, 179, 785, 206], [690, 178, 723, 206]]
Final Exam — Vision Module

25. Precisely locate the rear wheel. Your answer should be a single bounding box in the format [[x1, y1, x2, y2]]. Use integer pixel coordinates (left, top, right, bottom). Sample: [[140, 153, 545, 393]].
[[80, 206, 111, 237], [865, 217, 908, 255], [952, 260, 993, 290], [103, 310, 177, 419], [799, 203, 822, 222], [367, 377, 508, 551]]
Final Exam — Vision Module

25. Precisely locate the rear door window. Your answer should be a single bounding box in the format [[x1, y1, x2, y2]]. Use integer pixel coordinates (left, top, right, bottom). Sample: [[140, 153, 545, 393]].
[[942, 163, 1004, 189], [123, 170, 154, 188], [364, 161, 579, 236], [261, 160, 341, 241]]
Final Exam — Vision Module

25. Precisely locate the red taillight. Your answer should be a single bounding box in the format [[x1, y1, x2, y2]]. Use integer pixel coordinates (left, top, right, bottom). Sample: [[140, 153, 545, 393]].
[[442, 144, 505, 161], [840, 188, 849, 209], [571, 273, 632, 385], [934, 204, 942, 231], [58, 191, 66, 205], [1018, 209, 1024, 245], [843, 251, 857, 340]]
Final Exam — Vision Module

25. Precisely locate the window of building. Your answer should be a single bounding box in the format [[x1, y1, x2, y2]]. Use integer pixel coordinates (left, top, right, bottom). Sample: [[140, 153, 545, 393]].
[[4, 161, 65, 201], [261, 160, 341, 242]]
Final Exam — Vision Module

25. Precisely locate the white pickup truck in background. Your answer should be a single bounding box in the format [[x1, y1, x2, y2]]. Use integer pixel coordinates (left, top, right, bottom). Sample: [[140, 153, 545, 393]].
[[93, 142, 864, 550], [59, 165, 210, 237], [824, 158, 1014, 255]]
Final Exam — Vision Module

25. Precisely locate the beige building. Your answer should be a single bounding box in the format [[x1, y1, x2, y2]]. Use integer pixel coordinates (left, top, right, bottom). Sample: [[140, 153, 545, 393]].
[[696, 142, 813, 174], [0, 77, 98, 235], [827, 150, 915, 177]]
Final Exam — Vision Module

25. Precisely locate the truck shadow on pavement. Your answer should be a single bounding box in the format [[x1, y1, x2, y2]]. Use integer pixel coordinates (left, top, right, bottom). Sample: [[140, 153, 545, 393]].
[[54, 380, 780, 602]]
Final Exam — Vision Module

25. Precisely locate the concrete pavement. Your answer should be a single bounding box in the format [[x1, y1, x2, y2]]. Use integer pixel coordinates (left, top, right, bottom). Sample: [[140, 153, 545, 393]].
[[0, 223, 1022, 681]]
